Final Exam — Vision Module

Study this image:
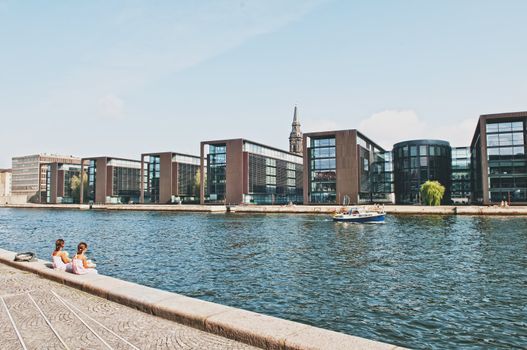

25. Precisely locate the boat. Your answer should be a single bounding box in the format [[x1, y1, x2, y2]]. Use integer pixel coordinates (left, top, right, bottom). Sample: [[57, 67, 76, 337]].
[[332, 207, 385, 223]]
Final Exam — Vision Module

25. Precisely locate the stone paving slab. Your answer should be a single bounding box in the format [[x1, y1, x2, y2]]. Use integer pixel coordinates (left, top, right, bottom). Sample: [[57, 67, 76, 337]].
[[0, 263, 258, 350]]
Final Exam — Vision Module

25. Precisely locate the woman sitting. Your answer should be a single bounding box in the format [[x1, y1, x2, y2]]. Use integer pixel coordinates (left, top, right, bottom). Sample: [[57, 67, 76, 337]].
[[52, 239, 72, 272], [72, 242, 98, 275]]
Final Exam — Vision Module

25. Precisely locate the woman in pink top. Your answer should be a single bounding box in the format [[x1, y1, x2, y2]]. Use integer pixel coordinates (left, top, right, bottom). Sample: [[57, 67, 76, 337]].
[[71, 242, 97, 275], [51, 239, 72, 272]]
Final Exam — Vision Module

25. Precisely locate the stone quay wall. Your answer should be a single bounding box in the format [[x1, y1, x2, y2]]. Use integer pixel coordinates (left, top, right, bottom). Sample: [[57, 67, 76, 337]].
[[2, 203, 527, 215]]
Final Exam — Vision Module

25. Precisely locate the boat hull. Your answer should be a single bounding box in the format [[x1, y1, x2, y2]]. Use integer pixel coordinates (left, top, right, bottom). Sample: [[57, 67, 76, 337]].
[[332, 213, 385, 223]]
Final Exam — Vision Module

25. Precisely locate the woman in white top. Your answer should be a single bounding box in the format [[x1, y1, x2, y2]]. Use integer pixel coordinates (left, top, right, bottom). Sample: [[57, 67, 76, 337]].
[[72, 242, 97, 275], [51, 239, 72, 272]]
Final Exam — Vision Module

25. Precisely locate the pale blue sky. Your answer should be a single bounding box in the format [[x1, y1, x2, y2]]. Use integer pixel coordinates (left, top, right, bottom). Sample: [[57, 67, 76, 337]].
[[1, 0, 526, 167]]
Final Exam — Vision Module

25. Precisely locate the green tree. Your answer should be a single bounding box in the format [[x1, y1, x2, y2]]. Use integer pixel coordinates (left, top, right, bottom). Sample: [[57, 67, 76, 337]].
[[419, 180, 445, 206], [70, 172, 88, 204], [194, 169, 206, 195]]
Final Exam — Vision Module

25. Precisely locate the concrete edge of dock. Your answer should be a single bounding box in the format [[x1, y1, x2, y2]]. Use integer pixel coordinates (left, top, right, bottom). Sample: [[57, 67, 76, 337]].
[[0, 248, 404, 350], [2, 202, 527, 215]]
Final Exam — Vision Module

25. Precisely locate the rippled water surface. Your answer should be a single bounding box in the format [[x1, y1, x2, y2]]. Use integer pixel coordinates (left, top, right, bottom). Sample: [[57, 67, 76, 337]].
[[0, 208, 526, 349]]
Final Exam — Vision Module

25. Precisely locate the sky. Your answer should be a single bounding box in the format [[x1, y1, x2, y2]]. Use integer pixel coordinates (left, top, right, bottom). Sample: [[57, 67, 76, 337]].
[[1, 0, 526, 167]]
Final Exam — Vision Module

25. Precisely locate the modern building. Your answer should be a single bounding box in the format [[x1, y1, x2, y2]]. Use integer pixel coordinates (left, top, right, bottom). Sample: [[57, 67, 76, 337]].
[[289, 106, 303, 155], [11, 154, 81, 202], [393, 140, 452, 204], [303, 129, 393, 205], [471, 111, 527, 205], [140, 152, 201, 204], [0, 169, 12, 197], [200, 139, 303, 205], [41, 162, 84, 204], [451, 147, 471, 204], [80, 157, 143, 204]]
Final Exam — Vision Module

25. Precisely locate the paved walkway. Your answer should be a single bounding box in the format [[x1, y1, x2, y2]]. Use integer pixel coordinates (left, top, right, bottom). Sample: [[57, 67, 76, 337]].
[[0, 263, 258, 350]]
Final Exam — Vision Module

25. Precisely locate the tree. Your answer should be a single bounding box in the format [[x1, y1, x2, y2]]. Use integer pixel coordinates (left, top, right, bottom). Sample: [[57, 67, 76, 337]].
[[420, 180, 445, 206], [194, 169, 205, 196], [70, 172, 88, 204]]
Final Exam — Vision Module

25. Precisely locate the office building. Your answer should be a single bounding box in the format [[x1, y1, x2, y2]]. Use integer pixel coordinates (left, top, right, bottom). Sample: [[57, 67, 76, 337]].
[[80, 157, 143, 204], [200, 139, 303, 205], [393, 140, 452, 204], [140, 152, 201, 204], [11, 154, 80, 202], [471, 111, 527, 205], [303, 129, 393, 205], [451, 147, 471, 204], [42, 162, 84, 204]]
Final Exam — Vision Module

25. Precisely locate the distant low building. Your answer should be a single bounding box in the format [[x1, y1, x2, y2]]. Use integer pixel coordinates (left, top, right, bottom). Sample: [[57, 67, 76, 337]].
[[80, 156, 143, 204], [11, 154, 80, 202], [140, 152, 201, 204], [0, 169, 12, 197]]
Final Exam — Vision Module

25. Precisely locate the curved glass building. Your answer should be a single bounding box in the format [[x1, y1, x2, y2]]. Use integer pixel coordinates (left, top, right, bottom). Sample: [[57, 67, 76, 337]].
[[393, 140, 452, 204]]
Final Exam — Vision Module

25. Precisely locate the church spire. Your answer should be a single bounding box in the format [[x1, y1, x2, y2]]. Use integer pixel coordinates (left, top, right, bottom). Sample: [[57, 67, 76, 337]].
[[289, 105, 303, 155]]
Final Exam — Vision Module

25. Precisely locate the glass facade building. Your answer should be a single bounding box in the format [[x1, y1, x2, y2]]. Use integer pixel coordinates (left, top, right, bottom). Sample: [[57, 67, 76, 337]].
[[309, 137, 336, 203], [304, 130, 393, 205], [201, 139, 303, 205], [43, 163, 82, 204], [485, 119, 526, 203], [82, 157, 142, 204], [470, 112, 527, 205], [451, 147, 471, 203], [141, 152, 201, 204], [207, 144, 227, 202], [393, 140, 452, 204]]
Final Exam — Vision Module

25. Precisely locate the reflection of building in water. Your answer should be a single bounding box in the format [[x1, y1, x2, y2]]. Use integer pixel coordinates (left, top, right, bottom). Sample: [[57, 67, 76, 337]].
[[303, 129, 393, 205]]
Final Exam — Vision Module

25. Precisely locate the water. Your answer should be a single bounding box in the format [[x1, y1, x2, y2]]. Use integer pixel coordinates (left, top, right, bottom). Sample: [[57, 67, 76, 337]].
[[0, 208, 526, 349]]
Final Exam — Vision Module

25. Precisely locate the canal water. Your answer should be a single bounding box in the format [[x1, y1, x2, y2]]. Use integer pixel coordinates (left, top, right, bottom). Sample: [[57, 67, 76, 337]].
[[0, 208, 525, 349]]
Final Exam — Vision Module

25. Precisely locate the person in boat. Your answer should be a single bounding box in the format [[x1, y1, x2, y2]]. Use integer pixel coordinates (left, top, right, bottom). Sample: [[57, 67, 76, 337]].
[[72, 242, 98, 275], [52, 239, 72, 272]]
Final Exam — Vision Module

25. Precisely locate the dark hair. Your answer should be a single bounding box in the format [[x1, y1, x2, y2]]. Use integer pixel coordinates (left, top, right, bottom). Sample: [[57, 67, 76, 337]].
[[55, 239, 65, 251], [77, 242, 88, 254]]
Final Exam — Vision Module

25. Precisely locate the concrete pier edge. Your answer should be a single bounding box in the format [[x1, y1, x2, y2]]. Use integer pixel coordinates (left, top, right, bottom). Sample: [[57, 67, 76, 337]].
[[0, 248, 404, 350], [2, 203, 527, 215]]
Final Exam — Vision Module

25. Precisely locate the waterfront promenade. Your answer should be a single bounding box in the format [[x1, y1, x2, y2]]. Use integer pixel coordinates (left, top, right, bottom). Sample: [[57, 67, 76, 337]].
[[2, 203, 527, 215], [0, 249, 402, 350]]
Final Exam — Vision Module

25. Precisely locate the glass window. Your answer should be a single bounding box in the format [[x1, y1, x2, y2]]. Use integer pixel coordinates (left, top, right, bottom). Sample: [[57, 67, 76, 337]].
[[410, 146, 417, 156], [514, 146, 525, 157], [513, 132, 524, 145], [486, 123, 499, 133], [487, 134, 500, 147], [419, 145, 427, 156], [512, 121, 524, 131], [498, 122, 512, 132]]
